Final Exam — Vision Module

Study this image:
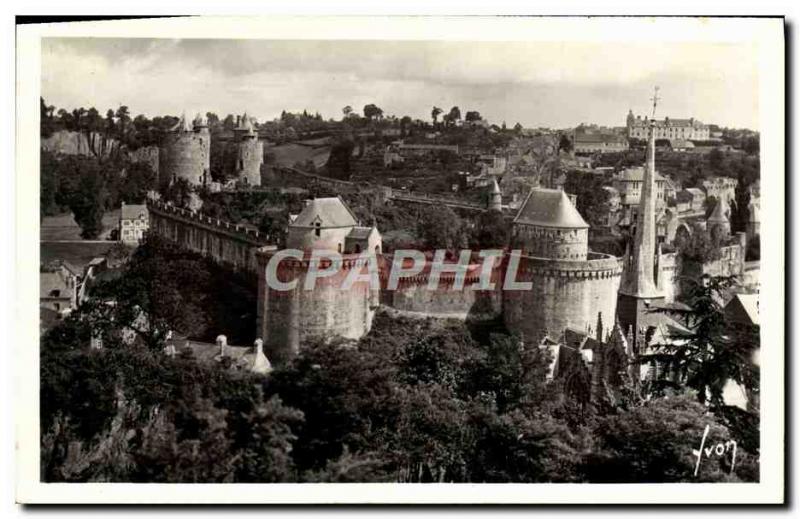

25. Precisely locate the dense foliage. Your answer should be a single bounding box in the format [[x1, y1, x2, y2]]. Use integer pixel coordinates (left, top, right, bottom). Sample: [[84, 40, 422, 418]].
[[42, 256, 758, 482]]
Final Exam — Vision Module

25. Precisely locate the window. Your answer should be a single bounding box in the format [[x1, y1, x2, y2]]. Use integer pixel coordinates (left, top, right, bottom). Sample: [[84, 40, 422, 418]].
[[314, 222, 321, 237]]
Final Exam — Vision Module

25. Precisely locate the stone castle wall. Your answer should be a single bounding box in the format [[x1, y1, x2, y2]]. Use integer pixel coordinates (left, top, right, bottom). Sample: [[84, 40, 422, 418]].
[[148, 200, 270, 275], [380, 262, 504, 320], [159, 130, 210, 186], [256, 252, 378, 365], [503, 253, 622, 344]]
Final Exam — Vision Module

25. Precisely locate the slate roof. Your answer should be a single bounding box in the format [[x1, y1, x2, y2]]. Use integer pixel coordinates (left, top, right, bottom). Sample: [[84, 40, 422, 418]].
[[347, 226, 376, 240], [513, 188, 589, 229], [290, 197, 359, 228], [707, 197, 729, 223], [724, 294, 759, 326]]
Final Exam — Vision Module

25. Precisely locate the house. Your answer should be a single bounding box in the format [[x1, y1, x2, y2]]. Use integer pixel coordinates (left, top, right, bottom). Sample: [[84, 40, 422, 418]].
[[40, 261, 80, 315], [119, 202, 149, 244], [613, 166, 667, 209], [477, 154, 508, 176]]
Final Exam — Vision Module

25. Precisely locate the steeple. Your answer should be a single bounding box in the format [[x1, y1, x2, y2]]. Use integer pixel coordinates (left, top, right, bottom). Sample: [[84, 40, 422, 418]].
[[620, 87, 662, 299], [617, 88, 666, 343]]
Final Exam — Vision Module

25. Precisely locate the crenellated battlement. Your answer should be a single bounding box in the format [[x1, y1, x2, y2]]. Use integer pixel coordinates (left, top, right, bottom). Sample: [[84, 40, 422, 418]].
[[512, 252, 623, 280], [147, 199, 270, 246]]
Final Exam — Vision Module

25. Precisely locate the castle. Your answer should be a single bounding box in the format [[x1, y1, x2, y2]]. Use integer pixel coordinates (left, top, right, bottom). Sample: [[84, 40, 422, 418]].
[[147, 100, 753, 380]]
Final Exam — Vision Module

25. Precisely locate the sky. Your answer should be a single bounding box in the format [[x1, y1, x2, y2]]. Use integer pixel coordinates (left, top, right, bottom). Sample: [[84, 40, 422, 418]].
[[41, 38, 759, 130]]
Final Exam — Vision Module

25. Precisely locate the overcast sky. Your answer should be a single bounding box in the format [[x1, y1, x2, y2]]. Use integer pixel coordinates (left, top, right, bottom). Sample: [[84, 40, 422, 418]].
[[41, 38, 759, 130]]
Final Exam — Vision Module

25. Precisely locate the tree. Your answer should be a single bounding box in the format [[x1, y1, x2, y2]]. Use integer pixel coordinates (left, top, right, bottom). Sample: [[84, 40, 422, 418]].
[[115, 105, 131, 141], [342, 105, 353, 119], [68, 163, 109, 239], [470, 210, 509, 249], [416, 205, 467, 250], [584, 392, 751, 482], [708, 147, 725, 171], [363, 104, 383, 121], [646, 275, 759, 409], [40, 97, 56, 137], [431, 106, 443, 127], [558, 133, 573, 153], [464, 111, 482, 124], [445, 106, 461, 127], [563, 170, 610, 228], [742, 136, 759, 155], [513, 122, 523, 134]]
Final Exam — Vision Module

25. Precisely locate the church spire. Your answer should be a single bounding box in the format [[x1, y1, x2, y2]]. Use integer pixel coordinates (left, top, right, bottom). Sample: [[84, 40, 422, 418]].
[[620, 87, 663, 299]]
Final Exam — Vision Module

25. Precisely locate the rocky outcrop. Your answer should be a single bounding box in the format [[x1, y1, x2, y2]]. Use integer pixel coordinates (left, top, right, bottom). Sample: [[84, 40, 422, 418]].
[[41, 130, 160, 175], [41, 130, 119, 158]]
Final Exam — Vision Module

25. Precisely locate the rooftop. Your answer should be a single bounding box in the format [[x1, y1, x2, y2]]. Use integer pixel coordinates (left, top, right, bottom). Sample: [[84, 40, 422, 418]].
[[616, 166, 666, 183], [707, 198, 730, 223], [514, 188, 589, 229], [290, 196, 359, 229], [724, 293, 759, 326]]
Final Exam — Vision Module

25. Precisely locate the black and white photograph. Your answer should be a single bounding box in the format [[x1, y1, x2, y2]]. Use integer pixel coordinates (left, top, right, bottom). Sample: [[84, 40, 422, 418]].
[[12, 14, 786, 505]]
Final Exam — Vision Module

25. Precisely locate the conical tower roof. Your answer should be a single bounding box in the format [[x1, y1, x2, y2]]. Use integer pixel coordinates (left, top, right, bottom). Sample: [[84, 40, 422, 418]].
[[513, 188, 588, 229], [707, 197, 729, 224]]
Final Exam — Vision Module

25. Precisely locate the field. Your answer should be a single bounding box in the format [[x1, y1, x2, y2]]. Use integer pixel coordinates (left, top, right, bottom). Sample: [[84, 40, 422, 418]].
[[41, 210, 121, 241], [41, 209, 121, 268], [40, 241, 118, 269], [267, 139, 331, 169]]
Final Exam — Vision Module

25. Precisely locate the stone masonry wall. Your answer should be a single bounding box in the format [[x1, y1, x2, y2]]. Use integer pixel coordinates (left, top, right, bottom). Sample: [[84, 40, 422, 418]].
[[503, 253, 622, 345], [235, 138, 264, 186], [159, 131, 210, 186], [148, 200, 269, 275]]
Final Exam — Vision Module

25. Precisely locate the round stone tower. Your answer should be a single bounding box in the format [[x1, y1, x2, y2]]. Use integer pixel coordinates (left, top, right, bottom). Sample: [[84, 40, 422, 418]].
[[503, 188, 622, 345], [233, 112, 264, 187], [159, 112, 210, 187], [257, 197, 382, 365]]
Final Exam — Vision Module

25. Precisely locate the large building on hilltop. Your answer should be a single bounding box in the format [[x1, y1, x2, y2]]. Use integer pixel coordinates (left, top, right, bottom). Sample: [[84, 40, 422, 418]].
[[626, 109, 710, 141], [503, 188, 622, 345], [159, 113, 211, 187]]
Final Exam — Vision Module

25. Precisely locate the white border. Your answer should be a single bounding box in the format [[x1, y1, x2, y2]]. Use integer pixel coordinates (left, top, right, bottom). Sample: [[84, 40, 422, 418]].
[[14, 15, 785, 504]]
